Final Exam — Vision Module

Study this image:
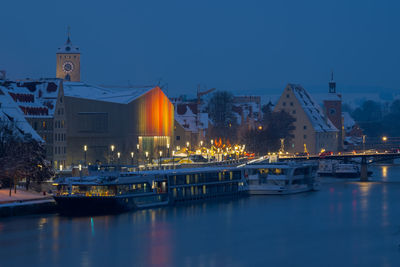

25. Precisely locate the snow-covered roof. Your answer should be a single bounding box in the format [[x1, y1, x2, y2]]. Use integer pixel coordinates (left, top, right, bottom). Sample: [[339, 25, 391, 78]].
[[174, 104, 209, 133], [57, 37, 80, 54], [342, 111, 355, 132], [0, 79, 62, 118], [63, 82, 154, 104], [0, 88, 43, 142], [289, 84, 338, 132]]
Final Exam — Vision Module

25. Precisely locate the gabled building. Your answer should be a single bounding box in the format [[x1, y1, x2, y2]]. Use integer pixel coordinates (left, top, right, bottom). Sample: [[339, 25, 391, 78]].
[[274, 84, 339, 154], [232, 95, 262, 139], [171, 99, 208, 150], [0, 87, 42, 142], [0, 79, 66, 167]]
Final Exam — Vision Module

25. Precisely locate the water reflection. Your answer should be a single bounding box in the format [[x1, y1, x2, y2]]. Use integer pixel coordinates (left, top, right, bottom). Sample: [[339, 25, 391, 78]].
[[2, 168, 400, 266], [382, 165, 388, 180]]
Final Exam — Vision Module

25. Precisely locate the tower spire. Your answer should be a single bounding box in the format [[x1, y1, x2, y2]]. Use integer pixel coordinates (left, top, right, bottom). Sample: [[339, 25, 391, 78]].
[[66, 26, 71, 44], [329, 70, 336, 93]]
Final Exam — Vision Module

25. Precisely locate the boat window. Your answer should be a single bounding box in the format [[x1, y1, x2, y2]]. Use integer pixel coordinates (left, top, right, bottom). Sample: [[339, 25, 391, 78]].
[[294, 167, 310, 176]]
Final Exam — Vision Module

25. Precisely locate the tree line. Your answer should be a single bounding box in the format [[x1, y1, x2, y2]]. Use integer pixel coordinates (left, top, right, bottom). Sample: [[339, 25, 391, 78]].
[[207, 91, 295, 154], [0, 120, 53, 195], [344, 99, 400, 137]]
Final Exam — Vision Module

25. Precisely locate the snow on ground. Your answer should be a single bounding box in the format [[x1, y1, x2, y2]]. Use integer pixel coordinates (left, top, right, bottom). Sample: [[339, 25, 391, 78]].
[[0, 189, 50, 204]]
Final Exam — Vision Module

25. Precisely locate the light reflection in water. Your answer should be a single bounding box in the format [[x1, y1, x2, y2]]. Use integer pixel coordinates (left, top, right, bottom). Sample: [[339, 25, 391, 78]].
[[382, 166, 388, 180], [90, 217, 95, 236], [147, 209, 172, 267]]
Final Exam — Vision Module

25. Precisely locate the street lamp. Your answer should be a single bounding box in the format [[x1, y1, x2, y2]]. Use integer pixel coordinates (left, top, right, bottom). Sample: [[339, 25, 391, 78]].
[[186, 141, 190, 154], [83, 145, 87, 166], [362, 135, 366, 152], [136, 144, 140, 166], [200, 140, 203, 147], [60, 164, 63, 171], [110, 145, 115, 165], [159, 151, 163, 168], [79, 164, 82, 181], [167, 143, 170, 157], [145, 151, 149, 167], [131, 152, 134, 165], [172, 150, 175, 169], [117, 152, 121, 170]]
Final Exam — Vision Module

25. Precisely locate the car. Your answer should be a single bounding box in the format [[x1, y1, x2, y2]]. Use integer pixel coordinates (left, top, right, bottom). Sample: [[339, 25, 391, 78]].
[[319, 151, 333, 157]]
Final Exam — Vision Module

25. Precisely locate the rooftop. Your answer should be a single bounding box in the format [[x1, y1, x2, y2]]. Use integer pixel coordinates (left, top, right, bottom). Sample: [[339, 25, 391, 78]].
[[288, 84, 338, 133]]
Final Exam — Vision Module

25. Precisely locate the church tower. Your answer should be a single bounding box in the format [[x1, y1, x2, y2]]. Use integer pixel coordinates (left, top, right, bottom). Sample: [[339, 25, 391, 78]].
[[56, 29, 80, 82]]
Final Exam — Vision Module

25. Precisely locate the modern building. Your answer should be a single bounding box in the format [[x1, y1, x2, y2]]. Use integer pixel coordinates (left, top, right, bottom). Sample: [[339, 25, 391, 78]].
[[274, 84, 339, 154], [63, 82, 174, 166]]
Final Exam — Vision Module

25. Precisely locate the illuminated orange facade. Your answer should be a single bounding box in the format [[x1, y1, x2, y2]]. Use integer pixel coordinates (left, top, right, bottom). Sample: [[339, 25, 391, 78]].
[[136, 86, 174, 136]]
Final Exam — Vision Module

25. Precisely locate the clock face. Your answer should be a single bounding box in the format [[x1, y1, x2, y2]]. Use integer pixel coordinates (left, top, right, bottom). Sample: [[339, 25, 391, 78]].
[[62, 61, 74, 73]]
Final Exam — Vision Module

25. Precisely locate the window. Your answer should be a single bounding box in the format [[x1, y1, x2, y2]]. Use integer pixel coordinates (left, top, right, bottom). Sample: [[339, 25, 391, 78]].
[[330, 108, 336, 115], [176, 136, 181, 141], [42, 121, 46, 129], [78, 113, 108, 133], [290, 102, 293, 106], [304, 135, 307, 139], [292, 110, 296, 114], [303, 125, 307, 130], [283, 102, 286, 106], [286, 94, 290, 98]]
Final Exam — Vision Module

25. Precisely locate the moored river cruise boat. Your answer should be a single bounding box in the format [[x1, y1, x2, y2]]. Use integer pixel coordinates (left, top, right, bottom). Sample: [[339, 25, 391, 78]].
[[242, 162, 319, 195], [53, 167, 247, 214]]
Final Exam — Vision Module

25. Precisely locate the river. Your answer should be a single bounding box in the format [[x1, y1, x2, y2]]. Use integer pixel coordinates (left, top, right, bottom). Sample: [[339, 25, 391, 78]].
[[1, 165, 400, 267]]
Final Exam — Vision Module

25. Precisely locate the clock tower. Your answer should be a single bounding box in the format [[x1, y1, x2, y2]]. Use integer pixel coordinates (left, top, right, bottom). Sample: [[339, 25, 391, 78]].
[[56, 30, 80, 82]]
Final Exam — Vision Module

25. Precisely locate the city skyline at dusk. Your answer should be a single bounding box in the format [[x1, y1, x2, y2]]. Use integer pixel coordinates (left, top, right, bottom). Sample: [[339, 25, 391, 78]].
[[0, 0, 399, 96]]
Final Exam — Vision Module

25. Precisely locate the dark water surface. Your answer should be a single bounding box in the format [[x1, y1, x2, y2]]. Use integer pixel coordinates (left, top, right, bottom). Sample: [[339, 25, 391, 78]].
[[1, 165, 400, 267]]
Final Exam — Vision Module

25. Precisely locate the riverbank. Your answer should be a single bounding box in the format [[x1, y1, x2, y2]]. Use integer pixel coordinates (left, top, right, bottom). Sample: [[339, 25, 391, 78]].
[[0, 189, 56, 217]]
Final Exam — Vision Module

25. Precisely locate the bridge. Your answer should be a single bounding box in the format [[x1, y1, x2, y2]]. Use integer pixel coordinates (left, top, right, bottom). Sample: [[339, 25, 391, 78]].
[[278, 152, 400, 181]]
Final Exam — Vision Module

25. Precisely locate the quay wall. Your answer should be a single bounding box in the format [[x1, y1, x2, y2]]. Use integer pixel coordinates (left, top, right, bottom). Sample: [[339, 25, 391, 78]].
[[0, 200, 57, 218]]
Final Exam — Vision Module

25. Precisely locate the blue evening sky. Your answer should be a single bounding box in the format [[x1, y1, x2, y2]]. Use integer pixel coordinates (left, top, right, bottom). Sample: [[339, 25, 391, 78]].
[[0, 0, 399, 98]]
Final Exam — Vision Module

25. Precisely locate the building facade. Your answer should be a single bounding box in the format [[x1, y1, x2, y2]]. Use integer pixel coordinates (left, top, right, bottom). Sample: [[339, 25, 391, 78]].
[[0, 79, 67, 167], [56, 33, 80, 82], [322, 74, 344, 151], [63, 83, 174, 166], [274, 84, 339, 154]]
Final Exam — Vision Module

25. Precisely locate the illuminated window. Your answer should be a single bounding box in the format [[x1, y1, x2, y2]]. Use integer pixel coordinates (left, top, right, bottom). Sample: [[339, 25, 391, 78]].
[[42, 121, 46, 129]]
